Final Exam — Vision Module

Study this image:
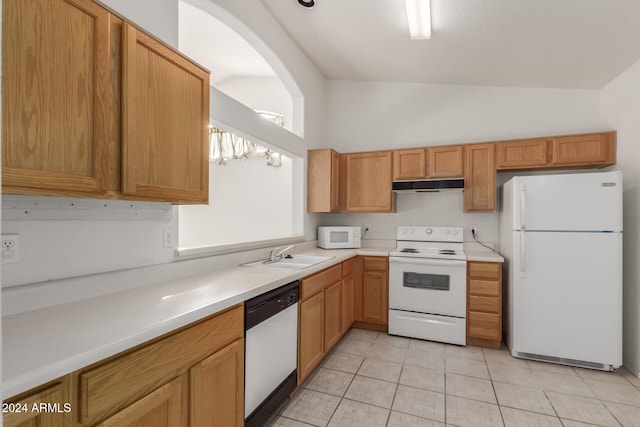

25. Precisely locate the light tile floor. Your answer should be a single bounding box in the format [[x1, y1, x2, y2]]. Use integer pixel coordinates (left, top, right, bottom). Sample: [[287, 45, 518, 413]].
[[270, 328, 640, 427]]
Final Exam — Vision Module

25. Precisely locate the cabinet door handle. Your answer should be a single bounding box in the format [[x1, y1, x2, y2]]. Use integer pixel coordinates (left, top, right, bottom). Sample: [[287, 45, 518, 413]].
[[519, 232, 526, 276], [519, 183, 526, 230]]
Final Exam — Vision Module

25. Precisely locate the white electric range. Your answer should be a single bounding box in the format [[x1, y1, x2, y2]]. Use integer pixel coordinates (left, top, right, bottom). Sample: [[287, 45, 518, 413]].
[[388, 226, 467, 346]]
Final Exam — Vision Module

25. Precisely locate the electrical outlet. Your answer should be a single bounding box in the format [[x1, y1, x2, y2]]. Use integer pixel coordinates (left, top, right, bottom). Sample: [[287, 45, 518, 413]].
[[1, 234, 21, 264], [163, 229, 176, 248], [471, 224, 477, 235]]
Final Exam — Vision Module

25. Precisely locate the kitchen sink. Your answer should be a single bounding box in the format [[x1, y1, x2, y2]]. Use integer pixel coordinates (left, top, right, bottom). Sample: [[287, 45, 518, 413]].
[[241, 255, 335, 270]]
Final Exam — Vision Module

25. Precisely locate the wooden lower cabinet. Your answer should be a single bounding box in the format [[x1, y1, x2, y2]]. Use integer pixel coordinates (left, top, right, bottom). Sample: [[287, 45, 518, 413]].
[[298, 291, 325, 382], [190, 339, 244, 427], [96, 376, 187, 427], [3, 377, 73, 427], [361, 257, 389, 326], [298, 258, 356, 384], [341, 272, 355, 332], [467, 261, 503, 348], [4, 304, 245, 427], [324, 281, 343, 350]]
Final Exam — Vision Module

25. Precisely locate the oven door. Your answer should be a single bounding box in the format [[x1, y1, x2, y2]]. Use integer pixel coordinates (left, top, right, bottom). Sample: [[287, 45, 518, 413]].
[[389, 256, 466, 317]]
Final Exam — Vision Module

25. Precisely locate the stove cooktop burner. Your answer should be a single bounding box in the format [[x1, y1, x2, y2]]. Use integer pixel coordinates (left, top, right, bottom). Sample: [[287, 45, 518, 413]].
[[399, 248, 419, 253], [439, 249, 456, 255]]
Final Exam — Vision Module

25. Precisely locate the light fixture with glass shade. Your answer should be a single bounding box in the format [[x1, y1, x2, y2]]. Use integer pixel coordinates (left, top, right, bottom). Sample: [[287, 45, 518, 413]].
[[405, 0, 431, 39]]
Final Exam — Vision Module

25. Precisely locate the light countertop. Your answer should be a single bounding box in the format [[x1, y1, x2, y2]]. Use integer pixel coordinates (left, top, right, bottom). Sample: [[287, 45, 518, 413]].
[[2, 243, 502, 399], [464, 242, 505, 263], [2, 246, 391, 399]]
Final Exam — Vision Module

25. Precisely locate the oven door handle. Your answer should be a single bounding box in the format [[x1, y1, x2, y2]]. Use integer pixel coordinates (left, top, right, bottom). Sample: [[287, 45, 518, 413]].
[[389, 257, 466, 267]]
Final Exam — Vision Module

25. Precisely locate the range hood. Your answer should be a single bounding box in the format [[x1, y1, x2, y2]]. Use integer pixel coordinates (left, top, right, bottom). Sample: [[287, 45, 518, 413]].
[[392, 178, 464, 193]]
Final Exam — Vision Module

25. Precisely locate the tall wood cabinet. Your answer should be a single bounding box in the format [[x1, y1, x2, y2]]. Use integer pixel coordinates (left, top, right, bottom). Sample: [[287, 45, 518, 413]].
[[2, 0, 210, 204], [307, 149, 340, 212], [345, 151, 395, 212], [464, 143, 496, 212]]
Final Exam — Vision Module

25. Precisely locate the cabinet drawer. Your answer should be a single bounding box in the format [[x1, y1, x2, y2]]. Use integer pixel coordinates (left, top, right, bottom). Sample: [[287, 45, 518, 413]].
[[342, 258, 354, 277], [468, 296, 500, 314], [468, 312, 501, 340], [363, 256, 388, 272], [468, 279, 500, 297], [79, 304, 243, 425], [468, 262, 501, 280], [301, 264, 342, 299]]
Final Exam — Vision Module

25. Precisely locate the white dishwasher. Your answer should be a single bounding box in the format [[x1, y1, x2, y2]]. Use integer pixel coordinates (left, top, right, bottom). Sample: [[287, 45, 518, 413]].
[[244, 281, 299, 427]]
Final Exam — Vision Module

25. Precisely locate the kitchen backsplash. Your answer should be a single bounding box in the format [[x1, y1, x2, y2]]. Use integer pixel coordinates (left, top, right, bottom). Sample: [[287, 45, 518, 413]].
[[317, 191, 499, 245]]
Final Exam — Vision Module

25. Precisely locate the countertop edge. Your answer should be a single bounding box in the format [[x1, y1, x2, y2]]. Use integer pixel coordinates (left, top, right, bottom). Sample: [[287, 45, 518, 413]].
[[2, 248, 392, 399]]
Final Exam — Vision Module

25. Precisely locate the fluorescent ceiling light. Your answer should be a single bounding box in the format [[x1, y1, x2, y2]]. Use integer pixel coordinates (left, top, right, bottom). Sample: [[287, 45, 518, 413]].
[[405, 0, 431, 39]]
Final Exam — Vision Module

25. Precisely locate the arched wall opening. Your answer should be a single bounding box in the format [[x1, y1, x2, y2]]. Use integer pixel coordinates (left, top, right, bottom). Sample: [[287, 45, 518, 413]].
[[177, 0, 312, 253]]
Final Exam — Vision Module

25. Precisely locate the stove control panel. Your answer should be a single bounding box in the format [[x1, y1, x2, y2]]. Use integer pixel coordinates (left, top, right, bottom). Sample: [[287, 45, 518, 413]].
[[397, 226, 464, 242]]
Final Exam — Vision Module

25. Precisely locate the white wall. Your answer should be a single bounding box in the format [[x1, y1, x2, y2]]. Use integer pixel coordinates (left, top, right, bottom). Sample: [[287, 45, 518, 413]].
[[100, 0, 179, 47], [185, 0, 326, 240], [323, 80, 604, 246], [1, 0, 326, 288], [217, 76, 293, 132], [179, 157, 293, 248], [319, 191, 497, 244], [600, 59, 640, 376], [1, 1, 183, 288]]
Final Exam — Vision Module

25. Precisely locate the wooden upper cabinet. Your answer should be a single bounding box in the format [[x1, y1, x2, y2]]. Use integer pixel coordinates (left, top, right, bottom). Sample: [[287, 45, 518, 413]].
[[2, 0, 210, 204], [428, 145, 464, 178], [551, 132, 616, 167], [393, 148, 426, 180], [345, 151, 395, 212], [2, 0, 116, 195], [496, 138, 549, 170], [464, 143, 496, 212], [307, 149, 340, 212], [393, 145, 463, 180], [122, 23, 210, 203], [497, 132, 616, 171]]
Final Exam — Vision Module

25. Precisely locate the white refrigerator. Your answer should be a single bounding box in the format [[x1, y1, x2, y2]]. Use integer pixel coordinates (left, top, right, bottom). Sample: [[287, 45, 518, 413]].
[[500, 171, 622, 370]]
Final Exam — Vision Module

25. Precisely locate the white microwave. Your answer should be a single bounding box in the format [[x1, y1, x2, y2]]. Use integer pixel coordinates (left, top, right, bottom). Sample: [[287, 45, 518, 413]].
[[318, 226, 361, 249]]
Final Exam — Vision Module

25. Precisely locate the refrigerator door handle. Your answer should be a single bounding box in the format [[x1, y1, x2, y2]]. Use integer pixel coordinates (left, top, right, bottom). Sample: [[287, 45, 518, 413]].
[[519, 232, 526, 276], [519, 184, 526, 230]]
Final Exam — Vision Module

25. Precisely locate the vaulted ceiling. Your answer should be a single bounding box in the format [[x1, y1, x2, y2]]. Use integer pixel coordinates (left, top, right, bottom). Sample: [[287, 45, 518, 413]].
[[182, 0, 640, 89]]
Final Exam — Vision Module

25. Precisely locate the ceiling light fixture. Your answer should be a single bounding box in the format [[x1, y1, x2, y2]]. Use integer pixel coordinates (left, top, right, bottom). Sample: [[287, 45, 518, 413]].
[[298, 0, 315, 8], [405, 0, 431, 39]]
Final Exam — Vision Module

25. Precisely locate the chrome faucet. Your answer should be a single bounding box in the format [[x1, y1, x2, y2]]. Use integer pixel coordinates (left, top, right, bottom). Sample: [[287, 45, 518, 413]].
[[269, 245, 296, 261]]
